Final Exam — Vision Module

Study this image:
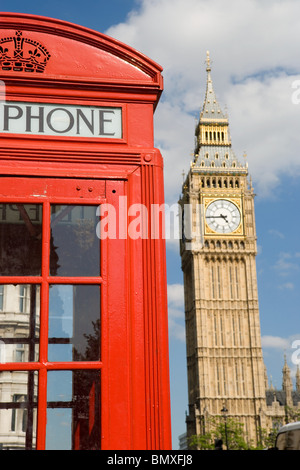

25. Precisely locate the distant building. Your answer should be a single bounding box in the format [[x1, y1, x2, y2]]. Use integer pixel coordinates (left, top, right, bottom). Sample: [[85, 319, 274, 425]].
[[180, 52, 300, 447], [178, 432, 188, 450]]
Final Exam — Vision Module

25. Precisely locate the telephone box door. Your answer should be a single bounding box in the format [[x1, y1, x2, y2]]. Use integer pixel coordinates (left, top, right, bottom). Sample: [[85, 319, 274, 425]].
[[0, 176, 129, 450]]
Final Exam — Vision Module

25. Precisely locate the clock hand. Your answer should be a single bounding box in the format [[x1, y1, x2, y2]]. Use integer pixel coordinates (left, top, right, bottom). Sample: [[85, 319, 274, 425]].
[[220, 214, 228, 222], [207, 214, 228, 222]]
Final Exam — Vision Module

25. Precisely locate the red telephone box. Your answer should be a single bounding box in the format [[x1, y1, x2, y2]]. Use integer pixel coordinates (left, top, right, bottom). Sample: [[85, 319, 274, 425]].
[[0, 13, 171, 450]]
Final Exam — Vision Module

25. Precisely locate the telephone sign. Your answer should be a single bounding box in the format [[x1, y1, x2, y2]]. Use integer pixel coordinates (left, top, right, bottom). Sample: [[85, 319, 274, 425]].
[[1, 102, 122, 138]]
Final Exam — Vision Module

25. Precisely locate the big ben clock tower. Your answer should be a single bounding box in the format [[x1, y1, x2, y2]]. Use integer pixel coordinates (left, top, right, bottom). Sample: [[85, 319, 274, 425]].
[[180, 52, 268, 446]]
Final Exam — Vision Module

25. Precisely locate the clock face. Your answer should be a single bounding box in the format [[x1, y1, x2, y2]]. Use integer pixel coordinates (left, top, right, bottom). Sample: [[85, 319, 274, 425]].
[[205, 199, 241, 234]]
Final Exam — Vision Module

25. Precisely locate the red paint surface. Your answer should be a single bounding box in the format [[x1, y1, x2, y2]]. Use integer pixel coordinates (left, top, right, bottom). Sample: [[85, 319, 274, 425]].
[[0, 13, 171, 450]]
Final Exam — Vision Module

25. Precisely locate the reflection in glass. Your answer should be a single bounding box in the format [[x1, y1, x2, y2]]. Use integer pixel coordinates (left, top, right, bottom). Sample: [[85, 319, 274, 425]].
[[50, 205, 100, 276], [0, 371, 38, 449], [46, 370, 101, 450], [0, 204, 42, 276], [0, 285, 40, 363], [276, 430, 300, 450], [48, 285, 100, 362]]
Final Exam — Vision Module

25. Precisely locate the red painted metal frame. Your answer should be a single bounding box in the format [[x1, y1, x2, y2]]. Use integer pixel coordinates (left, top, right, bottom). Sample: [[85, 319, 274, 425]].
[[0, 13, 172, 450], [0, 178, 108, 449]]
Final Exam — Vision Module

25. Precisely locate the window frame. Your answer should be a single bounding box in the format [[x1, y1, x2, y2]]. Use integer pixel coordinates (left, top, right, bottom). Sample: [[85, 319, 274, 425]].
[[0, 177, 128, 450]]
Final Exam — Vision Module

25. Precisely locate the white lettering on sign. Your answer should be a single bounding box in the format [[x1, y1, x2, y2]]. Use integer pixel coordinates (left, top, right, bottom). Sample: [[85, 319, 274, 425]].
[[0, 102, 122, 138]]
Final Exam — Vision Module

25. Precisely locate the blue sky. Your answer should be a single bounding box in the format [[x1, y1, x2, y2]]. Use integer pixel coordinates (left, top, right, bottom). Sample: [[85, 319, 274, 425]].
[[1, 0, 300, 449]]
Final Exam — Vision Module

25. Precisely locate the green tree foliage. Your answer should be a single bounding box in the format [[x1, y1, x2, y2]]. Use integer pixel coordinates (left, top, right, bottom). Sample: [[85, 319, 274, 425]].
[[189, 416, 278, 450], [285, 406, 300, 423]]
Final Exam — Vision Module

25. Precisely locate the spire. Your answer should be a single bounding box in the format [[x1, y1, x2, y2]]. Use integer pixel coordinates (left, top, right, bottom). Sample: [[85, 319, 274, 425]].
[[296, 365, 300, 393], [282, 354, 293, 406], [206, 50, 211, 72], [201, 51, 227, 122], [264, 365, 269, 390], [193, 51, 247, 171], [192, 51, 248, 174]]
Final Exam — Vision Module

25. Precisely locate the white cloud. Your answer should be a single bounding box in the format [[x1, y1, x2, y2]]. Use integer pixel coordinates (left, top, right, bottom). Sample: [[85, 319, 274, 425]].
[[279, 282, 294, 290], [274, 252, 300, 276], [262, 334, 300, 362], [268, 229, 285, 239], [168, 314, 186, 342], [167, 283, 185, 341], [262, 335, 290, 350], [262, 334, 300, 385], [168, 283, 184, 307], [105, 0, 300, 201]]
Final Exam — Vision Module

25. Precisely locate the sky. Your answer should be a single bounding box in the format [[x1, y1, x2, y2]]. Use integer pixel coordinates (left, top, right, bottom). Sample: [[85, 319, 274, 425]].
[[1, 0, 300, 449]]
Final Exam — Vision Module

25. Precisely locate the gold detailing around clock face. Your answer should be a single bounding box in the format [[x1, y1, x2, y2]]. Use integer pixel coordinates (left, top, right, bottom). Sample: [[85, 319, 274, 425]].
[[205, 198, 242, 235]]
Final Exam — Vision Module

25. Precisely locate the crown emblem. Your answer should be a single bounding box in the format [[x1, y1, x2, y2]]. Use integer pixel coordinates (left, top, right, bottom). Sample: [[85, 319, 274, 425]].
[[0, 31, 51, 73]]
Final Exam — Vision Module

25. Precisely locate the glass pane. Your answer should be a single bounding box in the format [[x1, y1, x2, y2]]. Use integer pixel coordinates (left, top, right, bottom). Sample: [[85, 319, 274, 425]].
[[0, 371, 38, 450], [46, 370, 101, 450], [0, 285, 40, 362], [48, 285, 100, 362], [0, 204, 42, 276], [276, 430, 300, 450], [50, 205, 100, 276]]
